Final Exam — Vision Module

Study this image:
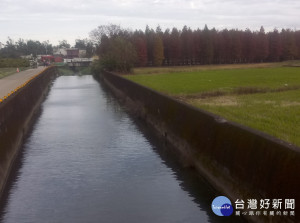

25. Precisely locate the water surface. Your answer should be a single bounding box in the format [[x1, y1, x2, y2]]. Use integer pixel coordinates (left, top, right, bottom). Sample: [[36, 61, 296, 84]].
[[0, 75, 245, 223]]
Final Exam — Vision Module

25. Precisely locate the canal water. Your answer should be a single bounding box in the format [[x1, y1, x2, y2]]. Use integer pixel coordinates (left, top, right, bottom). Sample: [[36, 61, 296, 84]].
[[0, 75, 245, 223]]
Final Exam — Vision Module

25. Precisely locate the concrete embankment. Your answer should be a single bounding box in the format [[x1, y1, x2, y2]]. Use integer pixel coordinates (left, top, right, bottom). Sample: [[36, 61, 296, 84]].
[[0, 67, 57, 198], [98, 71, 300, 223], [0, 67, 46, 99]]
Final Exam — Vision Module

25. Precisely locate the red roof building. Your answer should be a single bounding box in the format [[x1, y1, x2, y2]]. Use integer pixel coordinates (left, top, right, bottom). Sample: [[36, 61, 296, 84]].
[[41, 55, 54, 62], [66, 48, 79, 59], [54, 57, 63, 62]]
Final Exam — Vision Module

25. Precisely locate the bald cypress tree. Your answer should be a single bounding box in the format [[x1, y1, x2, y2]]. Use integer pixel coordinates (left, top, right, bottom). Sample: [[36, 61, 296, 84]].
[[145, 25, 155, 65], [243, 29, 256, 63], [162, 29, 171, 65], [296, 31, 300, 59], [202, 25, 214, 64], [132, 31, 148, 67], [256, 26, 269, 62], [281, 29, 298, 60], [268, 29, 282, 62], [152, 34, 164, 66], [231, 30, 242, 63], [169, 28, 182, 65]]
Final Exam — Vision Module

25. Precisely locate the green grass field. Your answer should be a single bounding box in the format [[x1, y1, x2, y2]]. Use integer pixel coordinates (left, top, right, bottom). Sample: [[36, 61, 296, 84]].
[[125, 66, 300, 147], [127, 67, 300, 95], [0, 67, 28, 79], [190, 90, 300, 146]]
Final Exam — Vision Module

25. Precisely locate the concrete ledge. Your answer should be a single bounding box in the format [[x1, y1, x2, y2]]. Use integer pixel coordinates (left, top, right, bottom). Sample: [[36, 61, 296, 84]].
[[98, 70, 300, 223], [0, 67, 57, 199]]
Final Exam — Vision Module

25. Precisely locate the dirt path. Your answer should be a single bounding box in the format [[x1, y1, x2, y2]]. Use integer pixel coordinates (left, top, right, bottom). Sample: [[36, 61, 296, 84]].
[[0, 66, 46, 99]]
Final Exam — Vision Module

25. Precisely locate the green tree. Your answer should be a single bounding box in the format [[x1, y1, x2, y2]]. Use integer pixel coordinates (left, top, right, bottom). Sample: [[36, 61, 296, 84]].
[[99, 37, 136, 72], [86, 41, 95, 58], [26, 40, 41, 57], [75, 38, 95, 57], [0, 37, 19, 58], [152, 35, 164, 66], [58, 40, 70, 48], [75, 39, 87, 49], [17, 39, 28, 55]]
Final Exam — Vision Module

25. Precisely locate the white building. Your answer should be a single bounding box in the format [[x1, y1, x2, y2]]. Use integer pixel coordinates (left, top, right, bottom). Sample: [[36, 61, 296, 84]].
[[53, 46, 67, 56], [79, 50, 87, 58]]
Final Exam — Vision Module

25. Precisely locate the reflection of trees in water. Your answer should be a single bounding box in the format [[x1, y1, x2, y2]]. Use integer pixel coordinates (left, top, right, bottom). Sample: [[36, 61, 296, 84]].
[[98, 79, 248, 223]]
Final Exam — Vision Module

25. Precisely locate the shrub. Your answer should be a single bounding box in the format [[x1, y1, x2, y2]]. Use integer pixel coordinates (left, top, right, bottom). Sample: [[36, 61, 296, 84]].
[[97, 37, 137, 73], [0, 58, 30, 68]]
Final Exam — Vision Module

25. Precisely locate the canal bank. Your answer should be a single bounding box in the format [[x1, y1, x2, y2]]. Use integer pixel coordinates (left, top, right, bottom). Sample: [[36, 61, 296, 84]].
[[98, 70, 300, 223], [0, 67, 57, 199], [0, 67, 47, 99], [0, 74, 246, 223]]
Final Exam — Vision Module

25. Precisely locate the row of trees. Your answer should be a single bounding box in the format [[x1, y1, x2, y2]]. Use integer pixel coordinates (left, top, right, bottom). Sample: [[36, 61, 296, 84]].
[[0, 38, 95, 58], [90, 25, 300, 72], [0, 38, 53, 58]]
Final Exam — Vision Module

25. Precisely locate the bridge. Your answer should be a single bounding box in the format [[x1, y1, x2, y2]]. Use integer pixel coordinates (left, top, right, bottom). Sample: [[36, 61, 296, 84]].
[[64, 58, 93, 67]]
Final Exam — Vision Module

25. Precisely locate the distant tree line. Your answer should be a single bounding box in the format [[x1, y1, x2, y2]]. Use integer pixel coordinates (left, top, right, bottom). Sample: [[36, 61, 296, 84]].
[[0, 38, 95, 58], [0, 38, 53, 58], [90, 24, 300, 72], [0, 58, 30, 68]]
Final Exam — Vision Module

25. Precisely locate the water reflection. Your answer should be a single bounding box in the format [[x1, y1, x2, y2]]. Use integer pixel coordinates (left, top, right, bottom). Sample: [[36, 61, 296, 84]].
[[0, 75, 246, 223], [98, 78, 247, 223]]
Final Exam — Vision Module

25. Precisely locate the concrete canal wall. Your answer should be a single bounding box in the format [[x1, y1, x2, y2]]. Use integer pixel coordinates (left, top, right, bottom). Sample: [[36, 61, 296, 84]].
[[99, 71, 300, 223], [0, 67, 57, 198]]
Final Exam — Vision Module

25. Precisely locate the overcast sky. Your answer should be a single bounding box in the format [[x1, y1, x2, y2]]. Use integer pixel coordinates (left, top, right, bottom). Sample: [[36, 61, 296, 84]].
[[0, 0, 300, 46]]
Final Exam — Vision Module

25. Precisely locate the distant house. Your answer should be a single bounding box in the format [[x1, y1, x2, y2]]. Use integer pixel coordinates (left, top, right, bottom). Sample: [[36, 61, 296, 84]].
[[54, 57, 63, 62], [41, 55, 54, 62], [66, 48, 79, 59], [53, 47, 67, 57], [79, 50, 87, 58]]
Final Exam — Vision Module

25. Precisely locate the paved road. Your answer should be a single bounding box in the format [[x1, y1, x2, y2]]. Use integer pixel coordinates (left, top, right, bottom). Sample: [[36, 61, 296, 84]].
[[0, 67, 46, 99]]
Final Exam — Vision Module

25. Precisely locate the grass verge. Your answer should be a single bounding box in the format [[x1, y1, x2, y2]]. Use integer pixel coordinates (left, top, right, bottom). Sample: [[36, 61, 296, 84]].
[[127, 67, 300, 95], [189, 90, 300, 146], [0, 67, 29, 79], [125, 66, 300, 147]]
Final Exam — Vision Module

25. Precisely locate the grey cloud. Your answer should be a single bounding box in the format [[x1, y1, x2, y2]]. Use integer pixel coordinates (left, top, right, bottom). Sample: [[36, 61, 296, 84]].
[[0, 0, 300, 44]]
